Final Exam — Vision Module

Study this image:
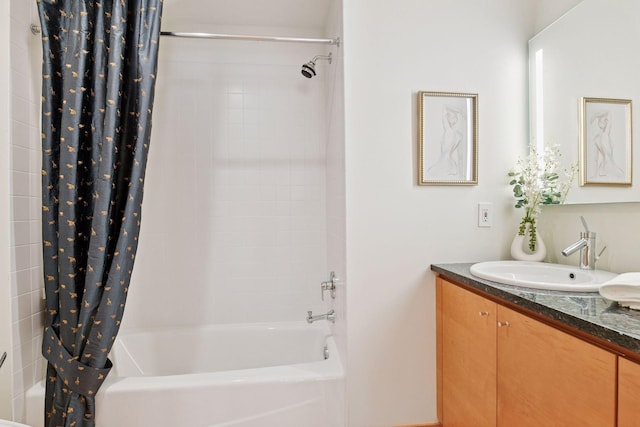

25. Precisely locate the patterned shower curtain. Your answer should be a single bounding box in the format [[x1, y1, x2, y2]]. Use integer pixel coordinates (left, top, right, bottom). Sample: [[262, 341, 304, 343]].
[[36, 1, 163, 426]]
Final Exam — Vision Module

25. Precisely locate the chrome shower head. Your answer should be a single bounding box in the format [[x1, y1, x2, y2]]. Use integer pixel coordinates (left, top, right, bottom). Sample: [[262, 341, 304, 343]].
[[301, 62, 316, 78], [301, 53, 332, 78]]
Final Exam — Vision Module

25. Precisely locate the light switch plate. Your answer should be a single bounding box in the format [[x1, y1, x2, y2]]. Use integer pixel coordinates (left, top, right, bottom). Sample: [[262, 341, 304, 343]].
[[478, 203, 492, 227]]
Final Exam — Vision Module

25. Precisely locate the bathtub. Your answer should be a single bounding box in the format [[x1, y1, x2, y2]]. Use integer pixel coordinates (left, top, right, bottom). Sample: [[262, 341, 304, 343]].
[[25, 321, 344, 427]]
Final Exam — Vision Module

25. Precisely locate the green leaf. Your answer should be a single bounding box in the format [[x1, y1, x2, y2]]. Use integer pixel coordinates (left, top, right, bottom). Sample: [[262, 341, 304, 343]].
[[514, 186, 523, 197]]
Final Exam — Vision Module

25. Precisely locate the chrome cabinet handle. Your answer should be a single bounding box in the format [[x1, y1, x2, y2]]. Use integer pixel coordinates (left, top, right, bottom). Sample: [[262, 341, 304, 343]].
[[497, 321, 511, 327], [479, 311, 490, 317]]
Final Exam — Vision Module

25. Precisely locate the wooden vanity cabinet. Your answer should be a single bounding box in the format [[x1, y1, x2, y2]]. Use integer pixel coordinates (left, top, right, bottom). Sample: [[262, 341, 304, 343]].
[[618, 357, 640, 427], [439, 278, 497, 426], [497, 305, 616, 427], [437, 277, 617, 427]]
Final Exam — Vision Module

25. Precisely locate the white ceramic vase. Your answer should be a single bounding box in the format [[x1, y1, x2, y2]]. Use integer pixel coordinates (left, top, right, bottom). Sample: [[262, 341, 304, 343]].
[[510, 223, 546, 262]]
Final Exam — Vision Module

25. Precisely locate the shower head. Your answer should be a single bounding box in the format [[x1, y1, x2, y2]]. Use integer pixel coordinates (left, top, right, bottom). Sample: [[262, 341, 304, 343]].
[[301, 62, 316, 78], [301, 53, 332, 78]]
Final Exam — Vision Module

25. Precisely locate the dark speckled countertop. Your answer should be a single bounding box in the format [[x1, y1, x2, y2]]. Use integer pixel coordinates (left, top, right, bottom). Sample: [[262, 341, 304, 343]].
[[431, 263, 640, 358]]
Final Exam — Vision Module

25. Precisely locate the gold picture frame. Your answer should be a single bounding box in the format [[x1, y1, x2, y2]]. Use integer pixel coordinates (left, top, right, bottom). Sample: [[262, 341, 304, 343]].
[[418, 91, 478, 185], [579, 97, 632, 186]]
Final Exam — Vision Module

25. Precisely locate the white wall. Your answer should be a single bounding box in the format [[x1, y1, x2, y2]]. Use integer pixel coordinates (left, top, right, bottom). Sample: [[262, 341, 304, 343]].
[[7, 1, 45, 422], [0, 0, 13, 420], [343, 1, 535, 425], [533, 0, 582, 33]]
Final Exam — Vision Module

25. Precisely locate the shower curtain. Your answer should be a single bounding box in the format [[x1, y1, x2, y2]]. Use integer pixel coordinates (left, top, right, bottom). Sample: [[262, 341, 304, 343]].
[[36, 1, 163, 426]]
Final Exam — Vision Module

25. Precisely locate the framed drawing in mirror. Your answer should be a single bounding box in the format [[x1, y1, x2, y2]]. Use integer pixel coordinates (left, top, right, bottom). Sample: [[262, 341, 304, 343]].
[[418, 91, 478, 185], [579, 97, 632, 186]]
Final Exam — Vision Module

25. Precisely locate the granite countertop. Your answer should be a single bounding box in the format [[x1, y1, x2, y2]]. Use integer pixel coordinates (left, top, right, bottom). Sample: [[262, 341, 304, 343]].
[[431, 263, 640, 358]]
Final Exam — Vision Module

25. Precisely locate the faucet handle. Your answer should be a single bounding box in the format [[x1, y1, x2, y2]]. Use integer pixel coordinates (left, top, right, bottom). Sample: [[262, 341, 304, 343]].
[[320, 271, 337, 301], [580, 216, 590, 232], [597, 245, 607, 260]]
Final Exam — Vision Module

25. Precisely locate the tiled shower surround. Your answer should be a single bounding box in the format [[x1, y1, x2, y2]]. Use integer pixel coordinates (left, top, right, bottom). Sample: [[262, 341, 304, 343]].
[[9, 0, 45, 419], [122, 36, 335, 329]]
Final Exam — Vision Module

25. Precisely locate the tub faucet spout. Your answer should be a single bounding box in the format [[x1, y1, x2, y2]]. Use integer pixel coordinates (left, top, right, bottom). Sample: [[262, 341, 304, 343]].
[[307, 309, 336, 324]]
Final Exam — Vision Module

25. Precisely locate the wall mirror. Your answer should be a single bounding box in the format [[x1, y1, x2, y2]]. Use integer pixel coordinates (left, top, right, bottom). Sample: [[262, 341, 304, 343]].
[[529, 0, 640, 204]]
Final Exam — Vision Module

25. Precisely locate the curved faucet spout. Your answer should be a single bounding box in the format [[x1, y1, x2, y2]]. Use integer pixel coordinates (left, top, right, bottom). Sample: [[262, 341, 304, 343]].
[[561, 238, 588, 257], [562, 221, 598, 270]]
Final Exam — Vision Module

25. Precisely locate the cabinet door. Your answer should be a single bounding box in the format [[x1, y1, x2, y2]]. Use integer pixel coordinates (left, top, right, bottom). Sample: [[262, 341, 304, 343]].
[[497, 305, 616, 427], [619, 357, 640, 427], [441, 280, 497, 427]]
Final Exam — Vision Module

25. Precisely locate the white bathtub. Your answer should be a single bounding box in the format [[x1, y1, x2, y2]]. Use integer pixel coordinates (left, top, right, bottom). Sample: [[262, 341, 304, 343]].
[[25, 322, 344, 427]]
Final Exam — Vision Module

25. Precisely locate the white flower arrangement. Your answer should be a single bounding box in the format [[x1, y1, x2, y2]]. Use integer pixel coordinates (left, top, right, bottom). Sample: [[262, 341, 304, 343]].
[[508, 144, 577, 251]]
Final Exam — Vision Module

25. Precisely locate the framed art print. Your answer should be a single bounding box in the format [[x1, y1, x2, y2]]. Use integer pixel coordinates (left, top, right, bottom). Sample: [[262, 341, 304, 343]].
[[579, 97, 632, 186], [418, 91, 478, 185]]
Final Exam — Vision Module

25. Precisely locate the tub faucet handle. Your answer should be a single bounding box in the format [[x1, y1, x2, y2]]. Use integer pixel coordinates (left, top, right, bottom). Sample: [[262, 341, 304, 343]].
[[321, 271, 337, 301]]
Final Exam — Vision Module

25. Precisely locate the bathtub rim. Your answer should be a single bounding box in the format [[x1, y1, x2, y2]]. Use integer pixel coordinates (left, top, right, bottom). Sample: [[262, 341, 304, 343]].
[[27, 320, 344, 395]]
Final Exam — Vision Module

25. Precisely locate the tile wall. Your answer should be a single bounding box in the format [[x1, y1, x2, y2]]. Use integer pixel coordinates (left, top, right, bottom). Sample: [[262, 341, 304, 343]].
[[122, 36, 335, 329], [324, 0, 346, 368], [9, 0, 45, 421], [0, 0, 13, 420]]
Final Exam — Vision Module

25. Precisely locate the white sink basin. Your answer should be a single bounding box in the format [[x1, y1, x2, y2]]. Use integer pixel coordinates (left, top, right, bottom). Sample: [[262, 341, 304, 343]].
[[470, 260, 617, 292]]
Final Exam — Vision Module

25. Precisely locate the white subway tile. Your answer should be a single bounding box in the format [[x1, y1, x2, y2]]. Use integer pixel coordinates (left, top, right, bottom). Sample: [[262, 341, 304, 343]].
[[29, 244, 42, 269], [12, 368, 25, 399], [30, 266, 43, 292], [30, 291, 44, 319], [11, 92, 30, 125], [29, 197, 41, 221], [11, 221, 30, 246], [17, 295, 31, 322], [11, 120, 30, 149], [11, 245, 31, 272], [11, 196, 29, 221], [14, 269, 31, 296]]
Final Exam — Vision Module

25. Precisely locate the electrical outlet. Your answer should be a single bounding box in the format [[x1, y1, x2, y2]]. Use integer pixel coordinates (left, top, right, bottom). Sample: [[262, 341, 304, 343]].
[[478, 203, 492, 227]]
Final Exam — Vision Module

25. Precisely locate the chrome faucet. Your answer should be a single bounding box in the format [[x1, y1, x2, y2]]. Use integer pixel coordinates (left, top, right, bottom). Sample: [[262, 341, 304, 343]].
[[561, 216, 605, 270], [306, 309, 336, 324], [320, 272, 337, 301]]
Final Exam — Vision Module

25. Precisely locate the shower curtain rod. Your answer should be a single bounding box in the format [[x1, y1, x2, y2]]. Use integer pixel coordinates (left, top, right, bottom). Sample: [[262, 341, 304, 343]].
[[160, 31, 340, 46], [29, 25, 339, 46]]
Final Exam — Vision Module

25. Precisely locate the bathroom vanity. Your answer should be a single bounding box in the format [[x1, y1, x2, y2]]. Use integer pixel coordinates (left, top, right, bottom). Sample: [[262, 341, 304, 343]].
[[432, 263, 640, 427]]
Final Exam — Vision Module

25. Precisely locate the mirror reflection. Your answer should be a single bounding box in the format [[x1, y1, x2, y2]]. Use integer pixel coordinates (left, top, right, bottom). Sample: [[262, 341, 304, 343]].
[[529, 0, 640, 204]]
